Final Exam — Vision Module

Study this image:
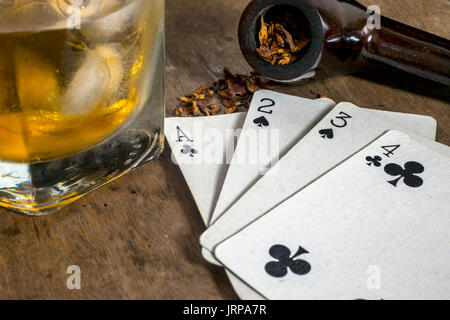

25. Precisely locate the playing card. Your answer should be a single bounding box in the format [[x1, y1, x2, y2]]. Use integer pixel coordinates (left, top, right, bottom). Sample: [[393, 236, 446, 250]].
[[215, 130, 450, 300], [200, 102, 438, 257], [206, 90, 335, 226], [165, 113, 246, 224], [358, 109, 436, 141]]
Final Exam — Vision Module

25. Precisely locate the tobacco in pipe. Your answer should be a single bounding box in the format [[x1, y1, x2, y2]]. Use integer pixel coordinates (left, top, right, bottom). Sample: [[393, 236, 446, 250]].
[[238, 0, 450, 96]]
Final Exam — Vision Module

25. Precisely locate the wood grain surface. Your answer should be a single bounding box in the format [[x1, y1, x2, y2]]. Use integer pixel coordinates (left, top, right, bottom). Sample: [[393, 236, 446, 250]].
[[0, 0, 448, 299]]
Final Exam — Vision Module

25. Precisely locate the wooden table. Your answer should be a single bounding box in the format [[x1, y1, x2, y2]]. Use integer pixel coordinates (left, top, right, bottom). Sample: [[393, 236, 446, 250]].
[[0, 0, 448, 299]]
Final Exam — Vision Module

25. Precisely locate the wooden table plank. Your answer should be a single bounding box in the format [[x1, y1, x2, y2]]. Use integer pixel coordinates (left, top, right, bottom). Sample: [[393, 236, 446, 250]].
[[0, 0, 448, 299]]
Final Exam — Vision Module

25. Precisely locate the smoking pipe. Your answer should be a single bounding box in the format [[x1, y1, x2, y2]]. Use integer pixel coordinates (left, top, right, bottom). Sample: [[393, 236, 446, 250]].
[[238, 0, 450, 95]]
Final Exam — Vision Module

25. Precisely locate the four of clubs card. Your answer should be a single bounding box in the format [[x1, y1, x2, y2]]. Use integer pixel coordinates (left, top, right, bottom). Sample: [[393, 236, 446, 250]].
[[214, 130, 450, 300]]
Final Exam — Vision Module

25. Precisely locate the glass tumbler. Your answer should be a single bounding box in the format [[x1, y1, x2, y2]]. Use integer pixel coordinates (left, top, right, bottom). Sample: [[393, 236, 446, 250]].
[[0, 0, 165, 215]]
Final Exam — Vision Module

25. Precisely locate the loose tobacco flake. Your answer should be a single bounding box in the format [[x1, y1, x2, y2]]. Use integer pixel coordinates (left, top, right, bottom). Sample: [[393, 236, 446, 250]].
[[173, 68, 276, 117], [256, 14, 310, 65]]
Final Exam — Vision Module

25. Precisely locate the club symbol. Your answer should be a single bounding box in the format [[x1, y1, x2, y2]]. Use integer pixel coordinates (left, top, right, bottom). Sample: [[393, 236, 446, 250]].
[[180, 145, 198, 157], [384, 161, 424, 188], [319, 128, 334, 139], [253, 116, 270, 127], [366, 155, 382, 167], [265, 244, 311, 278]]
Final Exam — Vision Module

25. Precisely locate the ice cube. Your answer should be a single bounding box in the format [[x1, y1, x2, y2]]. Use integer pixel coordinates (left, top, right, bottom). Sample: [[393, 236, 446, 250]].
[[0, 0, 129, 33], [81, 0, 142, 42], [60, 0, 102, 19], [0, 0, 65, 33], [95, 44, 124, 98], [62, 44, 123, 116], [52, 0, 124, 20]]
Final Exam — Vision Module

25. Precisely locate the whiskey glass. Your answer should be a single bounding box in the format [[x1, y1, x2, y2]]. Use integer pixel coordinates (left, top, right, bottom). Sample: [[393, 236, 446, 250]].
[[0, 0, 165, 214]]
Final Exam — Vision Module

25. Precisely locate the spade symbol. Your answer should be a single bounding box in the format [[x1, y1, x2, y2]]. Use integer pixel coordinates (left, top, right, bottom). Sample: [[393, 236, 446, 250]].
[[319, 128, 334, 139], [253, 116, 270, 127]]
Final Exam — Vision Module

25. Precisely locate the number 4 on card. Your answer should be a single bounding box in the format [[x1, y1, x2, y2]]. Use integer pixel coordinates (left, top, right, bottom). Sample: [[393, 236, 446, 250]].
[[382, 144, 400, 157]]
